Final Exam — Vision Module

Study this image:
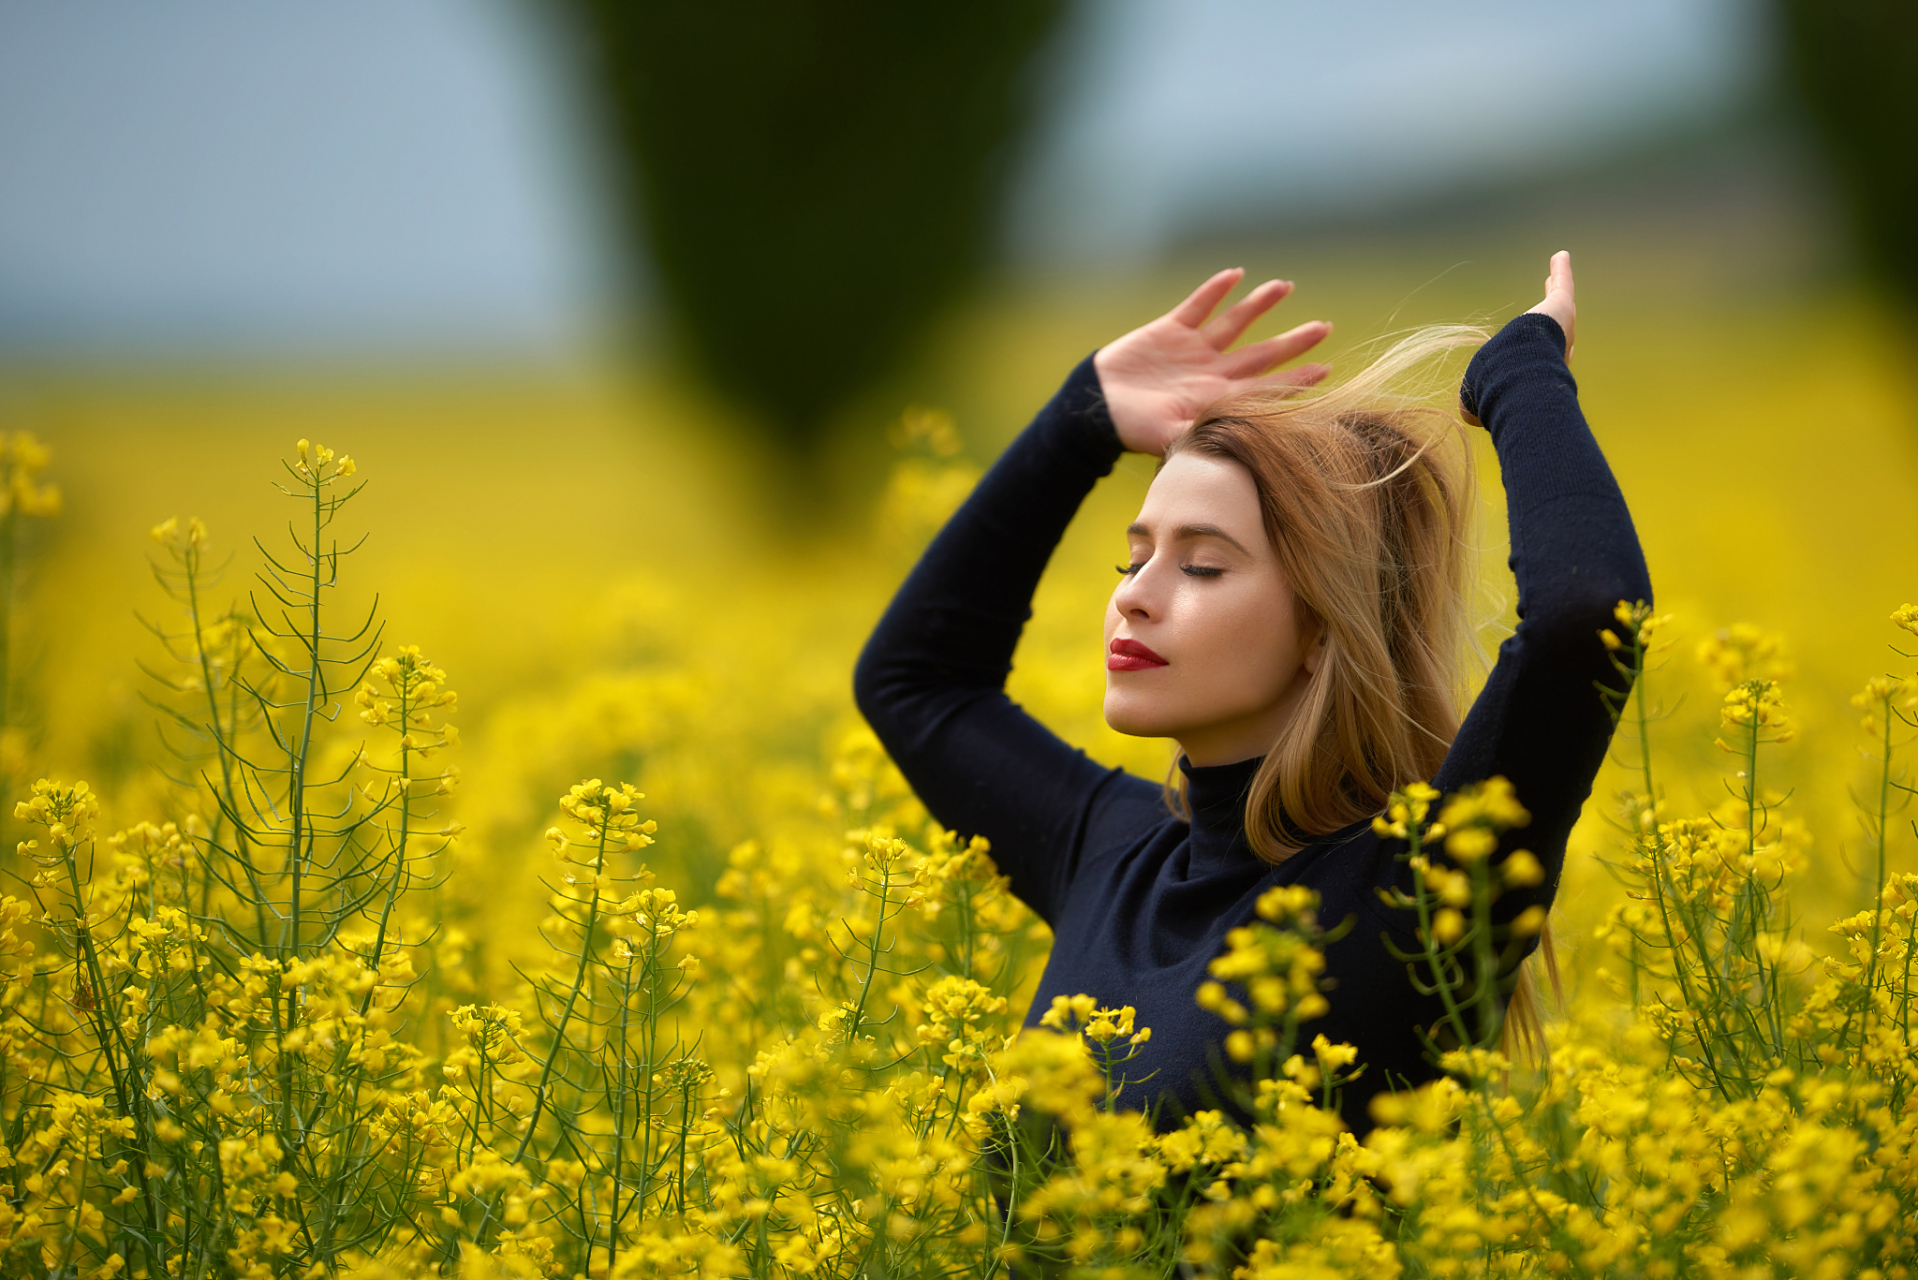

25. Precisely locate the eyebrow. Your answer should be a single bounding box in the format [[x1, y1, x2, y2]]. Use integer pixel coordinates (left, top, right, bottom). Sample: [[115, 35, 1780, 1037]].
[[1126, 521, 1253, 555]]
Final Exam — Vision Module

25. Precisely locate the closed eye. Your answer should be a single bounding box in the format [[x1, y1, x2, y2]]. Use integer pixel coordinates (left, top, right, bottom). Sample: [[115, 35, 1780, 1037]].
[[1115, 562, 1224, 577]]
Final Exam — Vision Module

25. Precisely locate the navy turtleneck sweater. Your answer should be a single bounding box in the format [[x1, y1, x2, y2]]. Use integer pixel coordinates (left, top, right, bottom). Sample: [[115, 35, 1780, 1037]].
[[853, 313, 1651, 1133]]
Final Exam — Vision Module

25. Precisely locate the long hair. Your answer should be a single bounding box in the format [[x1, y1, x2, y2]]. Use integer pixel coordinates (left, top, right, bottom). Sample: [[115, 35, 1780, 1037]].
[[1162, 324, 1482, 855], [1159, 323, 1560, 1055]]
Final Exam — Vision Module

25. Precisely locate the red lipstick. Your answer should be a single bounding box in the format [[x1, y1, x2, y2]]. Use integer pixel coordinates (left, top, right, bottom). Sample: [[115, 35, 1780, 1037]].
[[1107, 637, 1169, 671]]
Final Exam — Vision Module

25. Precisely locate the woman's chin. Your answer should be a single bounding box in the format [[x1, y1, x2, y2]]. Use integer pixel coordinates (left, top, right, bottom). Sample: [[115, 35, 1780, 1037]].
[[1103, 695, 1177, 740]]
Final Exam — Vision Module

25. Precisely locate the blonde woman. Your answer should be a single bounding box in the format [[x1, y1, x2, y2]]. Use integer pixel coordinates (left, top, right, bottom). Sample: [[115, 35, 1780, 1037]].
[[854, 253, 1647, 1131]]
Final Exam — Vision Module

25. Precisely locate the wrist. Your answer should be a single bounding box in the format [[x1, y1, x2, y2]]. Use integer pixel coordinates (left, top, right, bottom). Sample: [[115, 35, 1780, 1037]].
[[1518, 310, 1570, 356], [1057, 352, 1125, 461], [1459, 313, 1578, 429], [1088, 352, 1149, 454]]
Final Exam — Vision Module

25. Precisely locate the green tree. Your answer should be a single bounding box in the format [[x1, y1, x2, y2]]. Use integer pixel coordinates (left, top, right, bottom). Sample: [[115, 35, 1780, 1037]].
[[552, 0, 1071, 445], [1777, 0, 1918, 314]]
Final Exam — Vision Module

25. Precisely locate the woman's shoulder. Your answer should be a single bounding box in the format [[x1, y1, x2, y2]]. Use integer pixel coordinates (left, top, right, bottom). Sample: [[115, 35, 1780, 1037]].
[[1081, 766, 1181, 845]]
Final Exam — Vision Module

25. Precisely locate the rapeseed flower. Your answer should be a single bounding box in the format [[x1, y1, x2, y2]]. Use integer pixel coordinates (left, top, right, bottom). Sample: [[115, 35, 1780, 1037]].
[[11, 424, 1918, 1279]]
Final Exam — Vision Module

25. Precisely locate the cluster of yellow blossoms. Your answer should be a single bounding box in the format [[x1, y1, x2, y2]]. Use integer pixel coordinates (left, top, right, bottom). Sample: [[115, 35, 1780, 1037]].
[[4, 436, 1918, 1280], [0, 431, 61, 520]]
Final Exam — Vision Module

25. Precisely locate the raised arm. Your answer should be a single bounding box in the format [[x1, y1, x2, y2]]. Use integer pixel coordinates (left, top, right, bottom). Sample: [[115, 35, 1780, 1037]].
[[854, 271, 1329, 922], [1433, 253, 1653, 913], [853, 360, 1142, 923]]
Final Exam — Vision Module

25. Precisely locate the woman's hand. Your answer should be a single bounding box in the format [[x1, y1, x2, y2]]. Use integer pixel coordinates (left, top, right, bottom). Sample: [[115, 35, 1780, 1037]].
[[1461, 250, 1576, 428], [1527, 249, 1576, 357], [1093, 268, 1331, 456]]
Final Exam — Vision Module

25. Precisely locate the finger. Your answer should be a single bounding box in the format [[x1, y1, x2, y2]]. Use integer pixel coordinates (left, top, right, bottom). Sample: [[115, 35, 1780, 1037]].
[[1549, 250, 1575, 354], [1216, 320, 1332, 379], [1199, 278, 1292, 350], [1248, 362, 1330, 394], [1547, 249, 1573, 303], [1169, 267, 1246, 328]]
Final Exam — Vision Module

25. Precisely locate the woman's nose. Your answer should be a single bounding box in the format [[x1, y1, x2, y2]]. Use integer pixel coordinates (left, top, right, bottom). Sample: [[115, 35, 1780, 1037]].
[[1113, 562, 1156, 618]]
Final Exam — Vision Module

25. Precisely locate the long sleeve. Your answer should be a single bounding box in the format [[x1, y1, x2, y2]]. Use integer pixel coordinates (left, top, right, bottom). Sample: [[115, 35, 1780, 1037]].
[[1432, 312, 1652, 914], [853, 356, 1167, 924]]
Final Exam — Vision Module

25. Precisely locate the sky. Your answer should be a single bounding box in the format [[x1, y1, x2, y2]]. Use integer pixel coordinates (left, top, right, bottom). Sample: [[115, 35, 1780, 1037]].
[[0, 0, 1769, 356], [1008, 0, 1767, 259]]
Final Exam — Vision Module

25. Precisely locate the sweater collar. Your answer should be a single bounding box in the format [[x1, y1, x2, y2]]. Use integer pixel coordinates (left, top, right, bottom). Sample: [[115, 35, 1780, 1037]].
[[1179, 754, 1263, 873]]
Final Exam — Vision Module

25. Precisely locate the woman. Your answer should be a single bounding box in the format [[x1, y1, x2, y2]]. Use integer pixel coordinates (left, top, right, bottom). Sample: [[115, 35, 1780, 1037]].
[[854, 253, 1649, 1132]]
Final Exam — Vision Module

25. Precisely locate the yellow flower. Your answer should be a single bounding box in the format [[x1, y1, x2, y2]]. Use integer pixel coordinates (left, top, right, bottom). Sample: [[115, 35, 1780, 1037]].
[[1719, 678, 1793, 742], [1082, 1005, 1136, 1045], [1311, 1034, 1359, 1074], [1040, 992, 1099, 1032], [1254, 884, 1317, 925], [1502, 849, 1545, 887], [1436, 777, 1530, 862], [0, 432, 61, 518], [1698, 622, 1790, 692], [1611, 598, 1671, 648], [1852, 673, 1905, 734]]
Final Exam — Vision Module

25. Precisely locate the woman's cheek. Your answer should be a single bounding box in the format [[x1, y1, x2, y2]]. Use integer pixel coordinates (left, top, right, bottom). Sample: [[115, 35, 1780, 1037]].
[[1203, 593, 1294, 711]]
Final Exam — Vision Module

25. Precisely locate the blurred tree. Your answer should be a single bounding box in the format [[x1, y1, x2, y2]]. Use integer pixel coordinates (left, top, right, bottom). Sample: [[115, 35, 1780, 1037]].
[[1777, 0, 1918, 312], [553, 0, 1071, 446]]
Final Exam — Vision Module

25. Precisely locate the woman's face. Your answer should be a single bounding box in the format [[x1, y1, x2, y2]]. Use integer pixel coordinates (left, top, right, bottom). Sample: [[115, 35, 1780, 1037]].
[[1104, 451, 1319, 767]]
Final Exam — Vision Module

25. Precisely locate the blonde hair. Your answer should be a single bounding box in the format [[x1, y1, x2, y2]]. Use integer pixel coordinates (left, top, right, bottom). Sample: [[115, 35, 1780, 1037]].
[[1162, 324, 1483, 855], [1160, 323, 1559, 1057]]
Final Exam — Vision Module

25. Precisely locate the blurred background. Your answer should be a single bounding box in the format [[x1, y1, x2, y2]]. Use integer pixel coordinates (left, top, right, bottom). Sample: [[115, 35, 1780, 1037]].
[[1, 0, 1915, 939]]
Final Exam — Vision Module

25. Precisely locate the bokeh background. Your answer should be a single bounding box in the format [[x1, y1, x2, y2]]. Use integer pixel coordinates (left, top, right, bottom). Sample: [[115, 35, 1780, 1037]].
[[1, 0, 1914, 961]]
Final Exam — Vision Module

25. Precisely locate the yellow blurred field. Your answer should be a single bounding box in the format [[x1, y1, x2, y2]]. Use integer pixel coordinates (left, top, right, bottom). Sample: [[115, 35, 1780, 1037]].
[[12, 265, 1916, 940], [6, 257, 1918, 1277]]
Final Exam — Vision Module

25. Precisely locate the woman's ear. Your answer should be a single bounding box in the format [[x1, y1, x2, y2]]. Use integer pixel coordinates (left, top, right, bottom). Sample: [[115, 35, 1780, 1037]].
[[1302, 619, 1329, 676]]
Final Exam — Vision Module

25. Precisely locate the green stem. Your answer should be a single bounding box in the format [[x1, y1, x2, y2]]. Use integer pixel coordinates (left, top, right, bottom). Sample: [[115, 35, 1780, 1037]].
[[674, 1080, 692, 1218], [847, 865, 896, 1040], [286, 466, 328, 960], [182, 550, 269, 945], [1741, 718, 1787, 1060], [1860, 695, 1894, 1049], [273, 472, 329, 1203], [360, 687, 415, 1014], [513, 824, 611, 1168], [1624, 632, 1731, 1089], [1405, 829, 1479, 1055], [609, 950, 636, 1278], [1471, 859, 1499, 1047], [640, 930, 662, 1218], [61, 840, 169, 1277]]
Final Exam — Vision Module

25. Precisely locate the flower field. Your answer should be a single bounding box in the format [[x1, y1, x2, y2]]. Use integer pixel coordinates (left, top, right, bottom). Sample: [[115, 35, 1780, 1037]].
[[2, 276, 1917, 1278]]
